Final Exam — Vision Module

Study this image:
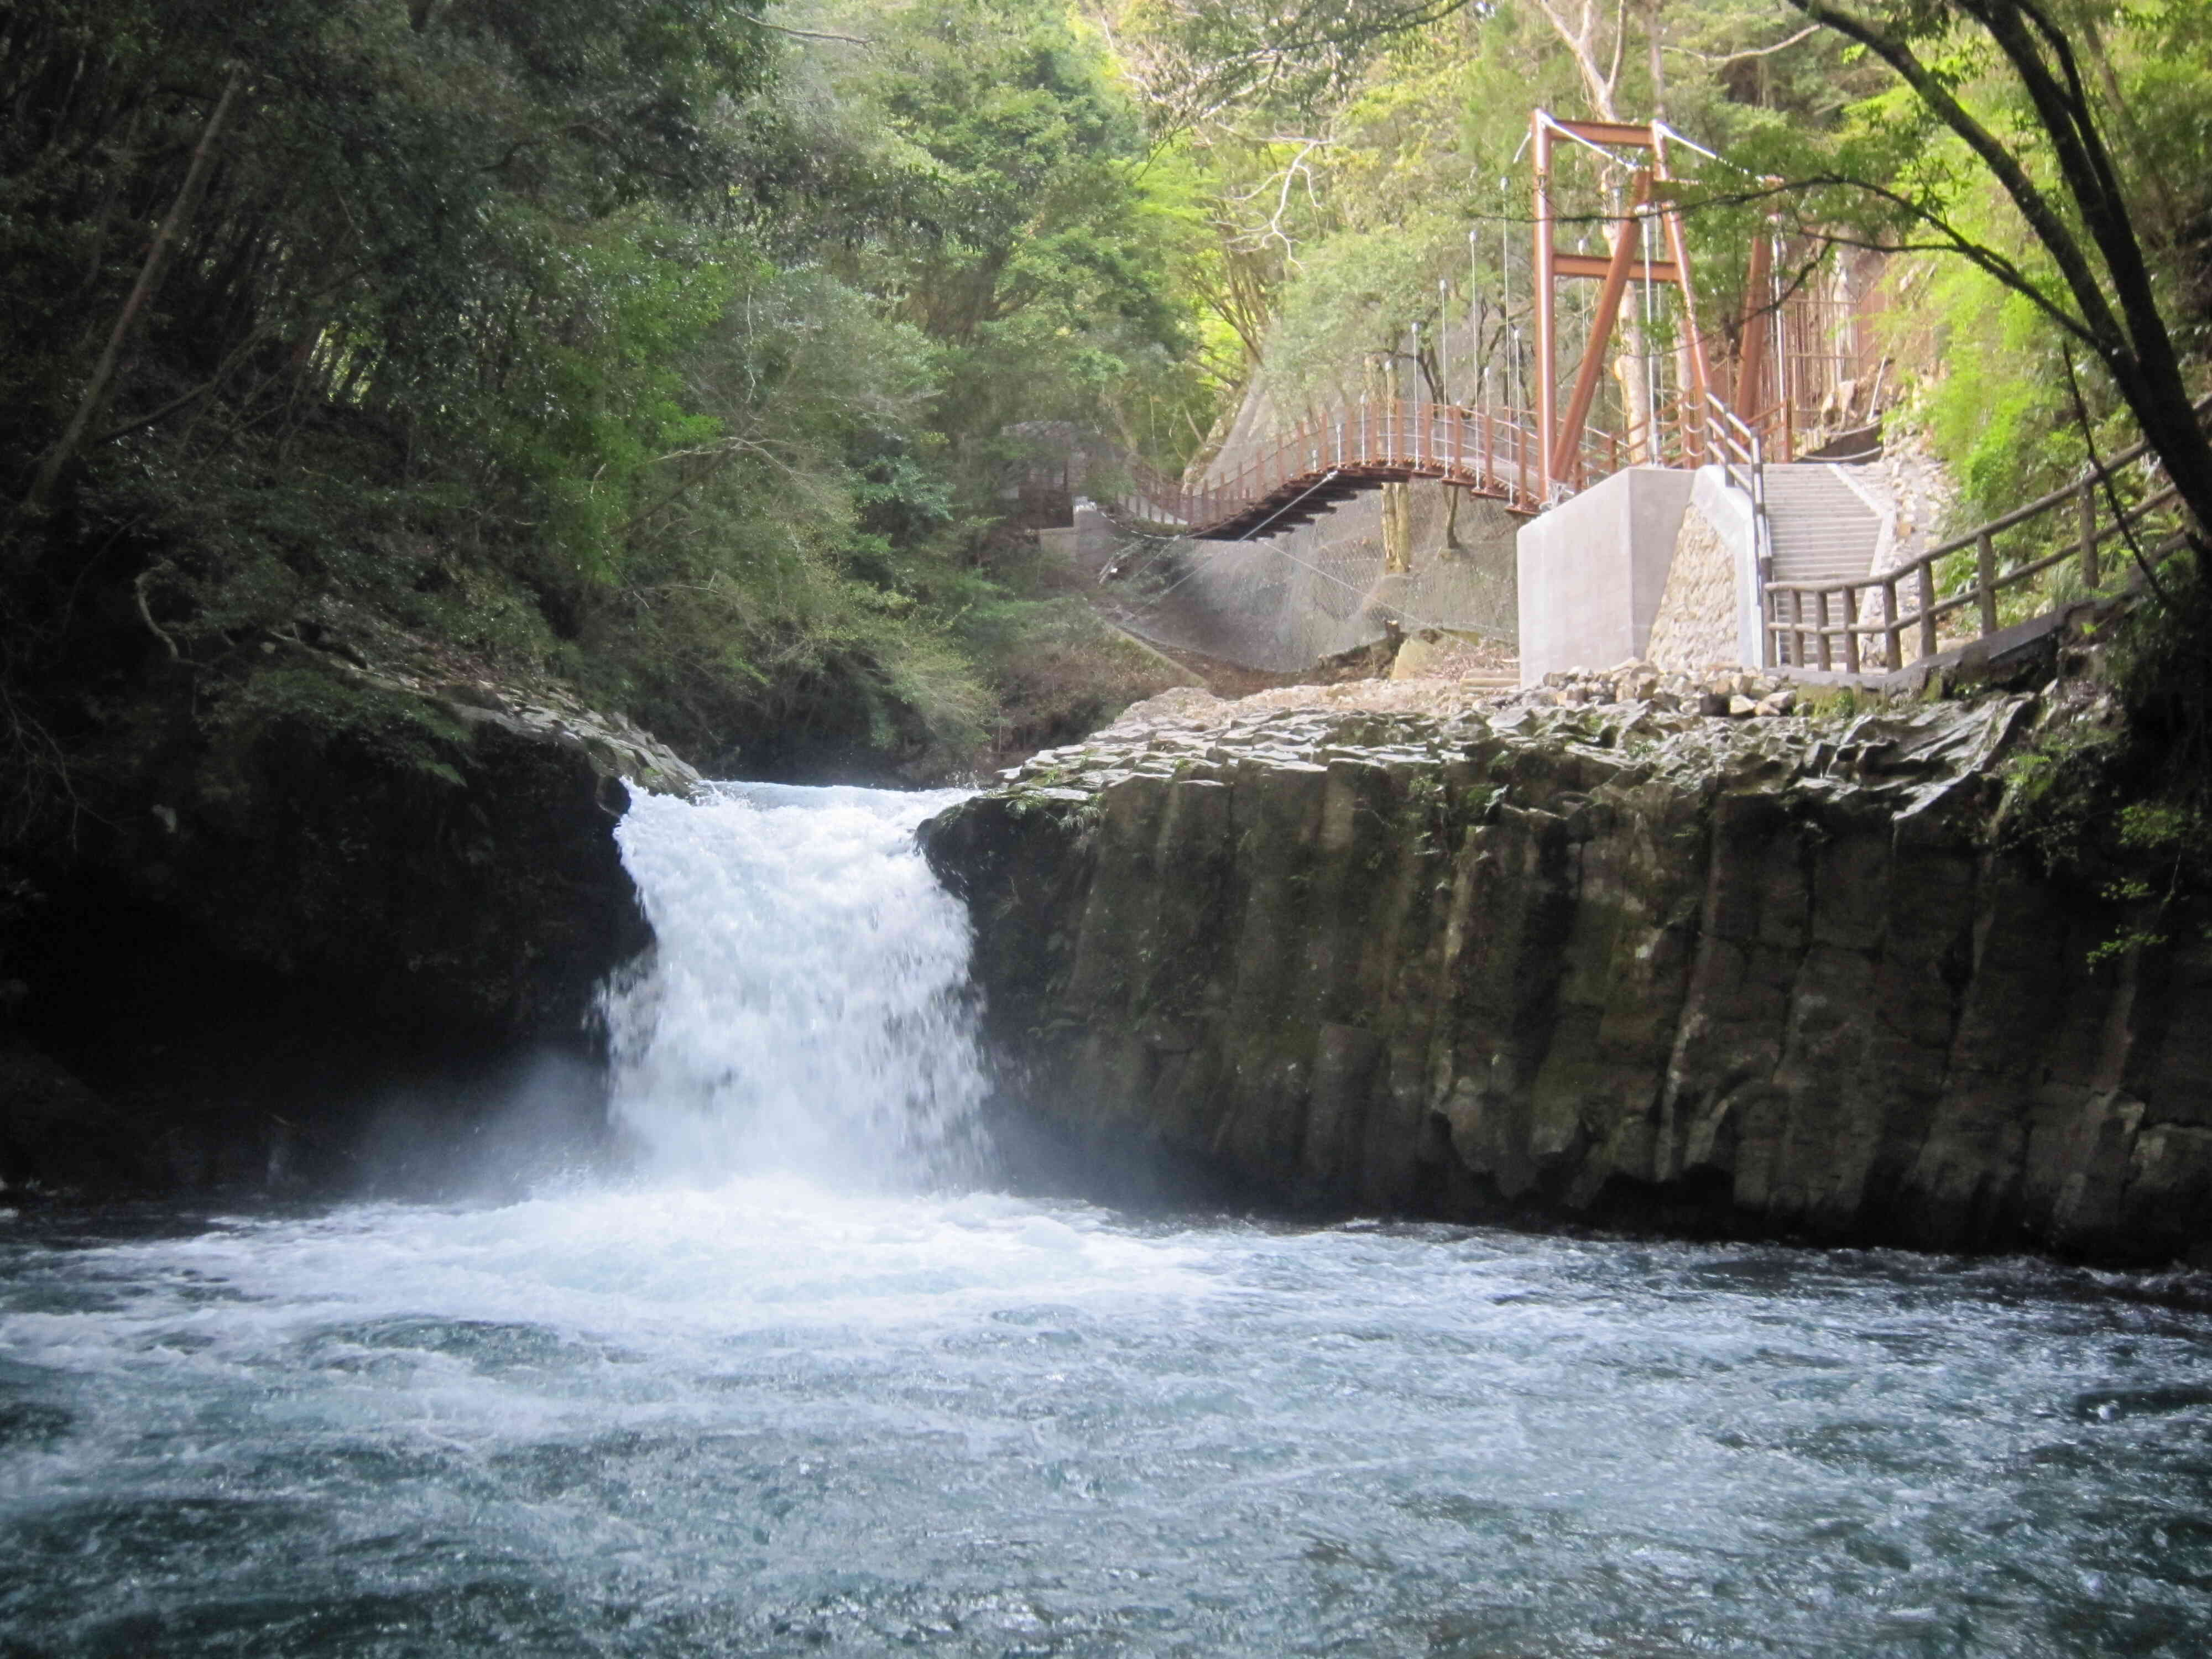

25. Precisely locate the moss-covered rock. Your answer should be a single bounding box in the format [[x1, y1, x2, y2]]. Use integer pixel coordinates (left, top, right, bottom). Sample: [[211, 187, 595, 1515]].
[[71, 642, 695, 1037]]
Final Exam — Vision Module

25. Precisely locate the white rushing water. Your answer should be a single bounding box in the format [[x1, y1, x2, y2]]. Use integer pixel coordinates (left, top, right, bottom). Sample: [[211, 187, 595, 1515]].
[[602, 782, 989, 1189], [3, 783, 2211, 1657]]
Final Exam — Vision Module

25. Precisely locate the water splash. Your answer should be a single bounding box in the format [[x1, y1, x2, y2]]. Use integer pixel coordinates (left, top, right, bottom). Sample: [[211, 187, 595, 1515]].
[[601, 782, 991, 1190]]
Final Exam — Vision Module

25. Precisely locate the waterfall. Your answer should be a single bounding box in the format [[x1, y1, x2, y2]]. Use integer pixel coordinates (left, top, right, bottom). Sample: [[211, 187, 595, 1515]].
[[600, 782, 991, 1189]]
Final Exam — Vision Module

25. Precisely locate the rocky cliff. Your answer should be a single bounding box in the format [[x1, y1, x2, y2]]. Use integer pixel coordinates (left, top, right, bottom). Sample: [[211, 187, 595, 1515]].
[[3, 610, 699, 1198], [922, 681, 2212, 1264]]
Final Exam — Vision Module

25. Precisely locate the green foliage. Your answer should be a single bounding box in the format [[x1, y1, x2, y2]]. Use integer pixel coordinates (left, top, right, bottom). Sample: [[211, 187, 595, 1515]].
[[1719, 0, 2212, 542], [1999, 718, 2124, 872], [2078, 799, 2209, 967], [7, 0, 2200, 813], [831, 0, 1217, 481], [1999, 565, 2212, 967], [0, 0, 1226, 800], [954, 596, 1187, 759], [1113, 0, 1891, 448]]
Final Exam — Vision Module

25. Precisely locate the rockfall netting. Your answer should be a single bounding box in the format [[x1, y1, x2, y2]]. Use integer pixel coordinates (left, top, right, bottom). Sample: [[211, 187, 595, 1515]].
[[1091, 480, 1518, 674]]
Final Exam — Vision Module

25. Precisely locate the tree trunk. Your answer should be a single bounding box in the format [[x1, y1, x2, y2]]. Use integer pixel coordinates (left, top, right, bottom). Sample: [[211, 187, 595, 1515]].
[[22, 68, 245, 524]]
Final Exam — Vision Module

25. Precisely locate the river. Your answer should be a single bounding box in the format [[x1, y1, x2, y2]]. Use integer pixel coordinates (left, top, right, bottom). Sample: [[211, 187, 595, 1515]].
[[2, 784, 2208, 1655]]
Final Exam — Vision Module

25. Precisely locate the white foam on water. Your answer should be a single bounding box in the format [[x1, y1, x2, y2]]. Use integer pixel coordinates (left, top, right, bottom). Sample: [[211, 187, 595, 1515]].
[[601, 782, 990, 1190], [6, 781, 2212, 1655], [6, 1191, 2212, 1653]]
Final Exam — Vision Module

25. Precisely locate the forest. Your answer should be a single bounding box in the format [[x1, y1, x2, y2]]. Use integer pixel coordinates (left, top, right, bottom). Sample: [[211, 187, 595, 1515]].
[[1, 0, 2207, 821]]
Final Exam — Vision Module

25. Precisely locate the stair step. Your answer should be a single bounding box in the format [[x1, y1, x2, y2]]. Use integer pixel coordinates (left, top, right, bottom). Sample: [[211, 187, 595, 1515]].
[[1764, 462, 1883, 586]]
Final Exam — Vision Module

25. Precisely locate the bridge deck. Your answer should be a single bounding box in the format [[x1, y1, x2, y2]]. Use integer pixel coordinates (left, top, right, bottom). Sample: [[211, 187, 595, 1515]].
[[1118, 400, 1640, 540]]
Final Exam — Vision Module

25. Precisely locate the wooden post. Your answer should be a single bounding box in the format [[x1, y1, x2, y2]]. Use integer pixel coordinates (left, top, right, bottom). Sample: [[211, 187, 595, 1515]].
[[1882, 578, 1902, 669], [1976, 530, 2000, 636], [1918, 562, 1938, 660], [1815, 590, 1833, 671], [1791, 589, 1806, 667], [1842, 590, 1861, 675], [2078, 482, 2100, 591]]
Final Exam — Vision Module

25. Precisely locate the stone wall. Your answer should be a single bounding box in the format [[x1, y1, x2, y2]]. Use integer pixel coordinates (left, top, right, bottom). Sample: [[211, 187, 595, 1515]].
[[1646, 499, 1741, 672], [924, 690, 2212, 1264], [4, 619, 700, 1198]]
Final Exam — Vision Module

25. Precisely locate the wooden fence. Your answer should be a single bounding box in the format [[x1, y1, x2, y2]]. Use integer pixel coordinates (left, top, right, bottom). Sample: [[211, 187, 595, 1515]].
[[1763, 398, 2209, 674]]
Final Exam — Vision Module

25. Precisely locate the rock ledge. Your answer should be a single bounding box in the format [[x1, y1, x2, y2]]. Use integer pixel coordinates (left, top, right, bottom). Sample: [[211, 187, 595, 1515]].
[[926, 683, 2211, 1264]]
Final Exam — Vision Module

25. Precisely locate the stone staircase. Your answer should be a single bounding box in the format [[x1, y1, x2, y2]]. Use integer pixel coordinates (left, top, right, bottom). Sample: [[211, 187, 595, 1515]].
[[1762, 463, 1886, 586], [1759, 463, 1889, 666]]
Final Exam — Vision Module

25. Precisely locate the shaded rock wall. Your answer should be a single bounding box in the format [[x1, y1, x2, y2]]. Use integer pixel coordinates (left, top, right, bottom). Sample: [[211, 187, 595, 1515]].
[[5, 628, 698, 1198], [36, 651, 693, 1038], [924, 693, 2212, 1264]]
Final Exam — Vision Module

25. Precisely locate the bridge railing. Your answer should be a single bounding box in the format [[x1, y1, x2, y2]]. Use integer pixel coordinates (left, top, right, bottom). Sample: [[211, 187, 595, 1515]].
[[1109, 385, 1806, 539], [1122, 398, 1638, 535], [1759, 395, 2210, 674], [1699, 391, 1777, 666]]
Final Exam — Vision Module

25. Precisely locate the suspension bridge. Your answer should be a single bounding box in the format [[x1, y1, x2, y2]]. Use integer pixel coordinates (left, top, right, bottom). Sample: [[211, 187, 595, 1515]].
[[1075, 107, 2197, 683], [1108, 111, 1862, 544]]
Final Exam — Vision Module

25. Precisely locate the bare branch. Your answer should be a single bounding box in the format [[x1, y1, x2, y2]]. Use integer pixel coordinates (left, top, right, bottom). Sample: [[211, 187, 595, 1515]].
[[2060, 343, 2171, 603], [742, 17, 871, 45], [1676, 173, 2103, 351], [1779, 0, 2126, 358], [133, 566, 182, 662], [1663, 24, 1820, 65]]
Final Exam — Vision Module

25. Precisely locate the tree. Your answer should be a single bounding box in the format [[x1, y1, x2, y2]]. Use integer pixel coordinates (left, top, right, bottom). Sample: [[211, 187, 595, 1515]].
[[1125, 0, 2207, 560], [1770, 0, 2211, 576]]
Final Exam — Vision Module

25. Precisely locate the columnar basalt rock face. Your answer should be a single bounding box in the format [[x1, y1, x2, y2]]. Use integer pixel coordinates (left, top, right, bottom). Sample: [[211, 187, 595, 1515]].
[[79, 660, 697, 1039], [922, 691, 2212, 1263]]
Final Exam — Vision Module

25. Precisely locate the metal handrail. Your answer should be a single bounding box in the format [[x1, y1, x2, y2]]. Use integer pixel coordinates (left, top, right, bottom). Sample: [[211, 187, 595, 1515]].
[[1702, 390, 1776, 666], [1112, 396, 1574, 534]]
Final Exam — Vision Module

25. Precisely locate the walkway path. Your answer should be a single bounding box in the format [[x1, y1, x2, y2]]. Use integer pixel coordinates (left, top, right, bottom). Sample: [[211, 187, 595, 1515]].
[[1115, 400, 1614, 538]]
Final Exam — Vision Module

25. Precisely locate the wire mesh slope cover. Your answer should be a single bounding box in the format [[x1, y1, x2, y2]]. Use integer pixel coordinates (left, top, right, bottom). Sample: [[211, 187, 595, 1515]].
[[1098, 481, 1517, 675]]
